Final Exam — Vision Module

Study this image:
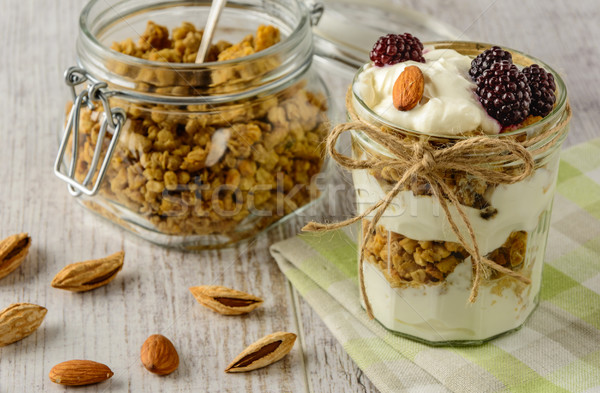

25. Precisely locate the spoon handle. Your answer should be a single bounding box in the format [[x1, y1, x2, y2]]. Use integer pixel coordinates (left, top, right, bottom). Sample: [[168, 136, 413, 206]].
[[195, 0, 228, 64]]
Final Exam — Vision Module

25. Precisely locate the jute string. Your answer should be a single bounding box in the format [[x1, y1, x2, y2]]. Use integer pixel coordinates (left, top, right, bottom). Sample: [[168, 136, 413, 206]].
[[303, 88, 572, 319]]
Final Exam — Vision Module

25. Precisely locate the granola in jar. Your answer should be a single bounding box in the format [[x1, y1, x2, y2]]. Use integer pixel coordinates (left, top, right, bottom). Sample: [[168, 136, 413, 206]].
[[58, 1, 330, 249]]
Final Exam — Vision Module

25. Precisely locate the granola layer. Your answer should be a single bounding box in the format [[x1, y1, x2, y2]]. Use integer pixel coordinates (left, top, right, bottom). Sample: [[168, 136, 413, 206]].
[[363, 220, 527, 287]]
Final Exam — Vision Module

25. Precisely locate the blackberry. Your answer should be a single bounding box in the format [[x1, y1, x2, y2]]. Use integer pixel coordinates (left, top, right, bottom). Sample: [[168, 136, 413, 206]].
[[469, 46, 513, 81], [522, 64, 556, 117], [369, 33, 425, 67], [476, 61, 531, 127]]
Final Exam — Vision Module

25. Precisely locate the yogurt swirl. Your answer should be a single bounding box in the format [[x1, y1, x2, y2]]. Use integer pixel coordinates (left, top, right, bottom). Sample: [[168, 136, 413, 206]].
[[355, 49, 501, 135]]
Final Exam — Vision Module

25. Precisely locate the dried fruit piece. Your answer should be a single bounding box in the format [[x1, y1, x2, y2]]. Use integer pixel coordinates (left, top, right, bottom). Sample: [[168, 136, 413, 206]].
[[225, 332, 296, 373], [189, 285, 263, 315], [0, 233, 31, 280], [49, 360, 113, 386], [51, 251, 124, 292], [393, 65, 425, 111], [0, 303, 47, 347], [140, 334, 179, 375]]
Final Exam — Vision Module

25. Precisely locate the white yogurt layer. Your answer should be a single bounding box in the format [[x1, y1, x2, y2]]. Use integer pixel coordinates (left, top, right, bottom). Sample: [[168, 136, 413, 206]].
[[353, 164, 556, 341], [354, 49, 501, 136], [353, 166, 555, 255], [362, 255, 544, 342]]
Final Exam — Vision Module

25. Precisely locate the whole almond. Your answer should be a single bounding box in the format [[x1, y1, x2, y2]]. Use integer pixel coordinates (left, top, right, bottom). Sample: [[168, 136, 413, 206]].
[[0, 302, 47, 347], [392, 65, 425, 111], [190, 285, 263, 315], [51, 251, 124, 292], [225, 332, 297, 373], [49, 360, 113, 386], [0, 233, 31, 280], [140, 334, 179, 375]]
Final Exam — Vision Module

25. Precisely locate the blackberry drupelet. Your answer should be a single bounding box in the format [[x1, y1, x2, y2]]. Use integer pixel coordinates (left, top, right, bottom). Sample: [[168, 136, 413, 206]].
[[369, 33, 425, 67], [523, 64, 556, 117], [469, 46, 513, 81], [476, 61, 531, 127]]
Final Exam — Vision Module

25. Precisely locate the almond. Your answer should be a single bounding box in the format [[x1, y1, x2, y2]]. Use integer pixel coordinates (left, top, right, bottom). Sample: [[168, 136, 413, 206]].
[[225, 332, 297, 373], [392, 65, 425, 111], [140, 334, 179, 375], [51, 251, 124, 292], [0, 233, 31, 280], [49, 360, 113, 386], [0, 302, 47, 347], [189, 285, 263, 315]]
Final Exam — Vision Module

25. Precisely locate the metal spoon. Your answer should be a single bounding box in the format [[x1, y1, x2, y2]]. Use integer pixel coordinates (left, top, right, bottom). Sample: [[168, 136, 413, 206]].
[[195, 0, 228, 64]]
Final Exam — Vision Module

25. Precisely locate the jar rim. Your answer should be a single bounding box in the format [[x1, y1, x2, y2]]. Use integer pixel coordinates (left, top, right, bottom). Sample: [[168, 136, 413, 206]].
[[79, 0, 310, 70], [76, 0, 314, 103], [351, 40, 568, 142]]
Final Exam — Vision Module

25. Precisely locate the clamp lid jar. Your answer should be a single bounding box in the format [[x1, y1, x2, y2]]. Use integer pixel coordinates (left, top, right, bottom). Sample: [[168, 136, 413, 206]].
[[55, 0, 331, 249]]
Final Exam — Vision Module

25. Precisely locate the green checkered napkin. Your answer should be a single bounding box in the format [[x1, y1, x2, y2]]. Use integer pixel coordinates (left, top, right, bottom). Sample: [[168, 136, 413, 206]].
[[270, 139, 600, 393]]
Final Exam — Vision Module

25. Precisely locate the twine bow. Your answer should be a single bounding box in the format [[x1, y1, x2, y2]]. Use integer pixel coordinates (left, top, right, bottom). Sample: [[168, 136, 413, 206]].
[[303, 89, 571, 319]]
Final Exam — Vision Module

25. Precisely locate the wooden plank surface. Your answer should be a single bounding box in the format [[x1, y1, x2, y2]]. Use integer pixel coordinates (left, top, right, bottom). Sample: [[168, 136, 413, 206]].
[[0, 1, 598, 392]]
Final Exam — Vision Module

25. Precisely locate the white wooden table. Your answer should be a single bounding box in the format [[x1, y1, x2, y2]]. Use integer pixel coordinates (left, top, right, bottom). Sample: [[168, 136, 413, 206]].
[[1, 1, 598, 392]]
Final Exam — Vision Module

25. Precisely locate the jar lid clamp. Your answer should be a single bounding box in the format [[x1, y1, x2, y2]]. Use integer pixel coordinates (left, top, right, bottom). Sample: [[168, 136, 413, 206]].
[[54, 67, 126, 197]]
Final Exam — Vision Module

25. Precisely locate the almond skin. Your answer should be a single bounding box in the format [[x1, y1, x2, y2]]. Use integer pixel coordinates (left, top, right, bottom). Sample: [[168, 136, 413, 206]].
[[392, 65, 425, 111], [189, 285, 263, 315], [0, 233, 31, 280], [140, 334, 179, 376], [51, 251, 124, 292], [0, 303, 47, 347], [49, 360, 113, 386], [225, 332, 297, 373]]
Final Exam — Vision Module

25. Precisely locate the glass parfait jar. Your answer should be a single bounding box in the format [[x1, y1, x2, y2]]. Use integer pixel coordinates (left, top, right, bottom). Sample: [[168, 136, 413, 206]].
[[350, 42, 570, 345], [54, 0, 330, 249]]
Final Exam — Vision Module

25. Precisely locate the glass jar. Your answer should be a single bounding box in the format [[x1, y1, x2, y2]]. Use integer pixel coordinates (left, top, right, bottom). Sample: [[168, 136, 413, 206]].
[[350, 42, 570, 345], [54, 0, 331, 249]]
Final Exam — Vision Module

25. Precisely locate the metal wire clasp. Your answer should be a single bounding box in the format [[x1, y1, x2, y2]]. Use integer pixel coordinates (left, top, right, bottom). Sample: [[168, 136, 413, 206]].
[[307, 1, 324, 26], [54, 67, 126, 197]]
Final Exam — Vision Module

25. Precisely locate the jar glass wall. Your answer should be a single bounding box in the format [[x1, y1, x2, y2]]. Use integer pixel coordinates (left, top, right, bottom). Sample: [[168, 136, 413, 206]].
[[350, 42, 569, 345], [57, 0, 330, 249]]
